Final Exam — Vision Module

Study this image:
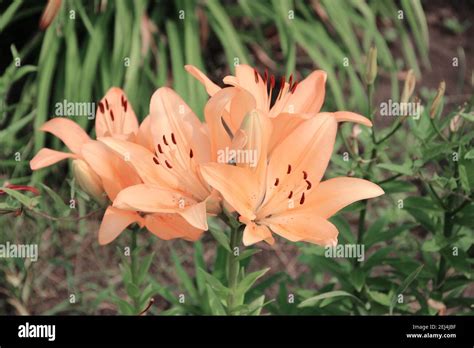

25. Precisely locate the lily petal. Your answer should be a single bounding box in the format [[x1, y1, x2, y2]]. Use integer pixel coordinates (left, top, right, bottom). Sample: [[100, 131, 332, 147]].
[[145, 213, 204, 241], [334, 111, 372, 127], [81, 141, 141, 200], [136, 115, 155, 152], [304, 177, 384, 218], [242, 222, 275, 246], [40, 118, 90, 155], [184, 65, 221, 96], [30, 148, 77, 170], [263, 212, 338, 246], [274, 70, 326, 116], [98, 206, 144, 245], [95, 87, 139, 139], [200, 163, 259, 221]]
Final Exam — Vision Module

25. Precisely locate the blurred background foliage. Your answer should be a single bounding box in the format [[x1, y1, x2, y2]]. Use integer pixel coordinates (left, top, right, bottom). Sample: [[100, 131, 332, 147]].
[[0, 0, 473, 315]]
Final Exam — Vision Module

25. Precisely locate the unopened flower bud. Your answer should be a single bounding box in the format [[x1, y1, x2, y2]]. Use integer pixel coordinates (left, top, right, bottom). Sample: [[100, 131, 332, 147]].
[[430, 81, 446, 119], [39, 0, 62, 30], [401, 69, 416, 104], [72, 159, 106, 204], [365, 45, 378, 85], [449, 114, 462, 133]]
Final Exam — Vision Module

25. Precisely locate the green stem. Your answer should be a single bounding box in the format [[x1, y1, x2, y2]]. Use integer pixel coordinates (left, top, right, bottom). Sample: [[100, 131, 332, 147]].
[[130, 229, 140, 312], [227, 225, 241, 315]]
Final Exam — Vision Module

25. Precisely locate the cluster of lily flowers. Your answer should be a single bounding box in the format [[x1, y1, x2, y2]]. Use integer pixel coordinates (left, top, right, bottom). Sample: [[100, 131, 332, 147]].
[[30, 65, 383, 247]]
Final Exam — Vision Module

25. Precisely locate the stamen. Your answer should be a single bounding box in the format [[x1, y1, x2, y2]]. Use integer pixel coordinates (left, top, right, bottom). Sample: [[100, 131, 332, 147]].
[[165, 160, 172, 169], [110, 110, 115, 121], [157, 144, 163, 154], [288, 191, 293, 199], [270, 75, 275, 89], [123, 100, 128, 112], [163, 135, 168, 146], [105, 98, 109, 110], [300, 192, 305, 205], [288, 74, 293, 87], [189, 149, 194, 158], [303, 171, 308, 180], [263, 69, 268, 84], [254, 68, 259, 83], [287, 164, 292, 174], [306, 180, 312, 190], [153, 157, 160, 165], [290, 81, 299, 94], [171, 133, 177, 145], [274, 178, 279, 186], [98, 102, 104, 113]]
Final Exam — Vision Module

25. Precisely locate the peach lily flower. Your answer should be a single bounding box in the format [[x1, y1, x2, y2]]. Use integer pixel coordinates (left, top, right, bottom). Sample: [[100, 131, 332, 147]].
[[185, 64, 371, 121], [200, 113, 384, 246], [98, 87, 220, 233]]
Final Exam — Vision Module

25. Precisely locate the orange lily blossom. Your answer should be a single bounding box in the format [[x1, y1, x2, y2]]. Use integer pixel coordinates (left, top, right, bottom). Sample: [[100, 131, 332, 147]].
[[97, 87, 221, 234], [200, 112, 384, 246], [185, 64, 373, 153], [30, 87, 201, 245]]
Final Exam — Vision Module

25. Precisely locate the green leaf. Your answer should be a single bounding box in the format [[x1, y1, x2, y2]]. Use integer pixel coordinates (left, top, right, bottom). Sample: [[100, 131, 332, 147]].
[[367, 290, 391, 307], [1, 187, 39, 209], [298, 290, 363, 308], [390, 264, 424, 314], [40, 184, 70, 216], [377, 163, 413, 176], [171, 249, 199, 302], [236, 268, 270, 295], [236, 248, 261, 262], [197, 267, 229, 298], [350, 268, 366, 292], [136, 252, 155, 286], [209, 227, 232, 253], [206, 284, 226, 315]]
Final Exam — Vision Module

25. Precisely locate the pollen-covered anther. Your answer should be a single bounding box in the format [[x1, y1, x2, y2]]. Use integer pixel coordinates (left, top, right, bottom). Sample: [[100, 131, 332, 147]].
[[98, 102, 105, 113], [288, 191, 293, 199], [274, 178, 279, 186], [189, 149, 194, 158], [290, 81, 299, 94], [157, 144, 163, 154], [306, 180, 312, 190], [270, 75, 275, 89], [152, 157, 159, 165], [299, 192, 305, 205], [263, 69, 268, 84], [163, 135, 168, 146], [254, 68, 259, 83], [171, 133, 177, 145], [303, 170, 308, 180], [110, 110, 115, 121], [287, 164, 292, 174], [165, 160, 172, 169], [105, 98, 109, 110]]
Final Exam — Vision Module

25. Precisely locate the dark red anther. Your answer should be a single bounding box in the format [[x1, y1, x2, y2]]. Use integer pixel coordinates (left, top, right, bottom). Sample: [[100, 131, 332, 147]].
[[270, 75, 275, 89], [121, 95, 125, 106], [288, 191, 293, 199], [300, 192, 305, 205], [274, 178, 279, 186], [290, 81, 299, 94], [288, 74, 293, 87], [153, 157, 160, 165], [306, 180, 312, 190], [110, 110, 115, 121], [98, 102, 105, 113], [171, 133, 177, 145], [189, 149, 194, 158], [263, 69, 268, 84], [105, 98, 109, 110], [303, 171, 308, 180], [157, 144, 163, 154], [254, 68, 259, 83], [123, 100, 128, 112], [163, 135, 168, 146], [165, 160, 172, 169], [287, 164, 292, 174], [279, 76, 285, 91]]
